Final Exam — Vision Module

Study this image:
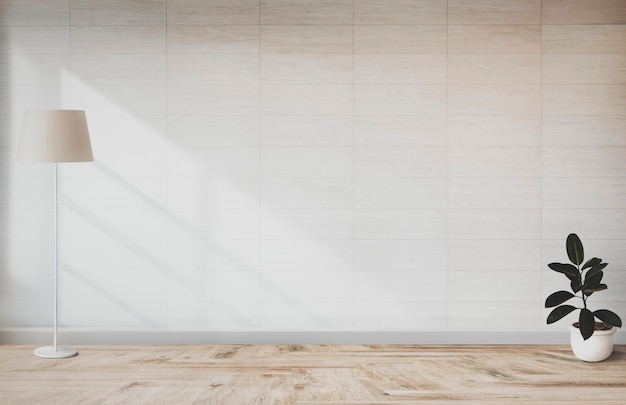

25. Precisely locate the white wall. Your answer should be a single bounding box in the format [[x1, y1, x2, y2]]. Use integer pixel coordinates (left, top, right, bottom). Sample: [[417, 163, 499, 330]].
[[1, 0, 625, 343]]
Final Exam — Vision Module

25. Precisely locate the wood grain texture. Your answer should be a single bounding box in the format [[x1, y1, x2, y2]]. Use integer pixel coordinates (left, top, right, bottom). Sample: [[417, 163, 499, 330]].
[[448, 208, 541, 240], [70, 0, 166, 25], [168, 54, 260, 84], [166, 0, 259, 25], [355, 178, 447, 208], [1, 345, 625, 404], [167, 26, 260, 53], [542, 116, 626, 146], [448, 25, 541, 53], [354, 115, 447, 146], [355, 25, 447, 53], [354, 208, 447, 239], [261, 25, 354, 53], [448, 0, 541, 24], [261, 0, 353, 25], [542, 54, 626, 84], [542, 208, 626, 240], [260, 116, 354, 146], [261, 85, 353, 115], [70, 26, 166, 54], [355, 54, 447, 84], [354, 0, 448, 25], [542, 25, 626, 53], [448, 54, 541, 84], [449, 178, 541, 209], [355, 85, 447, 115], [542, 85, 626, 115], [354, 146, 447, 177], [448, 116, 542, 146], [0, 0, 69, 25], [448, 147, 541, 178], [448, 85, 541, 116], [543, 147, 626, 178], [542, 0, 626, 24], [261, 54, 354, 84], [1, 26, 70, 54]]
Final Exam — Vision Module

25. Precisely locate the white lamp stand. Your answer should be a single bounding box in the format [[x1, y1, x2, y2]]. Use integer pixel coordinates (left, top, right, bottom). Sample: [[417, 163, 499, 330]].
[[17, 110, 93, 359]]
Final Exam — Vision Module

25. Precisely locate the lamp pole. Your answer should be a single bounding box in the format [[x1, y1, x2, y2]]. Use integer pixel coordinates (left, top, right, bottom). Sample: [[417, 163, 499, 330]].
[[53, 162, 58, 352], [32, 162, 78, 359]]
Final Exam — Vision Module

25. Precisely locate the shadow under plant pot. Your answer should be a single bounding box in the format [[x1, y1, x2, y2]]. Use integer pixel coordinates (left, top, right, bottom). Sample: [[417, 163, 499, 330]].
[[569, 322, 618, 362]]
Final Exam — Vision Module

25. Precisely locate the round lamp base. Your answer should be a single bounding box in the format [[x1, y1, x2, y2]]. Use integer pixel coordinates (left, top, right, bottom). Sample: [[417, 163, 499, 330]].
[[33, 346, 78, 359]]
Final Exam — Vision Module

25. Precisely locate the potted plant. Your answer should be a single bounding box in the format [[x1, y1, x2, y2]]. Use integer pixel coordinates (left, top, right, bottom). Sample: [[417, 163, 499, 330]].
[[545, 233, 622, 362]]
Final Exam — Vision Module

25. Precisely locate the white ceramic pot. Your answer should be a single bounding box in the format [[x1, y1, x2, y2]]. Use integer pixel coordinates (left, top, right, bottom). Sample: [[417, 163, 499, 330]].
[[569, 324, 618, 362]]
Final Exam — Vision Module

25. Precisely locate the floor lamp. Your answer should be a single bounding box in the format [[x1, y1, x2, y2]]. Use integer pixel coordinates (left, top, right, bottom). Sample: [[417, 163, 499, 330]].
[[17, 110, 93, 359]]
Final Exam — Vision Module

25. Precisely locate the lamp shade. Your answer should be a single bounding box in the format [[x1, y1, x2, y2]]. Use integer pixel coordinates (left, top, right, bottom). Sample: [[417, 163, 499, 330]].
[[17, 110, 93, 162]]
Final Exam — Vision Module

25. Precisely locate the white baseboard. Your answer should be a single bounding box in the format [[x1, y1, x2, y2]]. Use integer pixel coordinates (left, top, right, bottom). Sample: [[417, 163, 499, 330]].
[[4, 328, 621, 345]]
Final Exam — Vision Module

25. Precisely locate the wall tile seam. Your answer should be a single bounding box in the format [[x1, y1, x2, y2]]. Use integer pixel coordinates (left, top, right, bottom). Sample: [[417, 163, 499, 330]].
[[542, 83, 626, 85], [542, 175, 626, 178], [542, 23, 626, 26], [8, 23, 624, 29], [257, 23, 450, 26]]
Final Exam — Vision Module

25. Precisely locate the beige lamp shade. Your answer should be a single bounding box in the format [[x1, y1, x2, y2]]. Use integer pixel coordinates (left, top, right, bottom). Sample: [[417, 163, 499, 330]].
[[17, 110, 93, 162]]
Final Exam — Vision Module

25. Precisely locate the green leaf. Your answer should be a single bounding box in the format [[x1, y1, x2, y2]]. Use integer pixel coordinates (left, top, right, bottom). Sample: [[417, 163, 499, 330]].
[[570, 280, 582, 293], [547, 305, 577, 324], [581, 271, 607, 296], [585, 261, 607, 280], [583, 284, 607, 295], [593, 309, 622, 328], [579, 308, 595, 340], [548, 262, 580, 282], [582, 257, 601, 270], [566, 233, 584, 266], [584, 270, 604, 290], [545, 291, 576, 308]]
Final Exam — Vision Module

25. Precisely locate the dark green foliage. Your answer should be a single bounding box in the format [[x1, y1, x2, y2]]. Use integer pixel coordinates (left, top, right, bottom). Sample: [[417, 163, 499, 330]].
[[547, 305, 577, 324], [579, 308, 595, 340], [566, 233, 584, 266], [594, 309, 623, 328], [545, 291, 575, 308], [545, 233, 622, 340]]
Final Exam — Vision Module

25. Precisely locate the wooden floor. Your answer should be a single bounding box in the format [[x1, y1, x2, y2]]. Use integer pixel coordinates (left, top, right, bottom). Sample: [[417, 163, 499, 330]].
[[0, 345, 625, 404]]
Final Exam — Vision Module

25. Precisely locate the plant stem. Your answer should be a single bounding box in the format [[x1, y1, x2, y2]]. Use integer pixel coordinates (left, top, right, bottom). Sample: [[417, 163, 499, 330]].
[[579, 263, 587, 310]]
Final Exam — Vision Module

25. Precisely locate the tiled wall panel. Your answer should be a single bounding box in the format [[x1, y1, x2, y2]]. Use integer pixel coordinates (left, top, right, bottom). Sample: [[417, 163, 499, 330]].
[[540, 0, 626, 334], [542, 25, 626, 54], [354, 25, 447, 53], [1, 0, 625, 337], [0, 0, 69, 26], [166, 0, 259, 25], [261, 26, 353, 53], [261, 0, 353, 25], [542, 0, 626, 24], [448, 0, 541, 25], [448, 25, 541, 53], [447, 0, 543, 326], [354, 0, 447, 25]]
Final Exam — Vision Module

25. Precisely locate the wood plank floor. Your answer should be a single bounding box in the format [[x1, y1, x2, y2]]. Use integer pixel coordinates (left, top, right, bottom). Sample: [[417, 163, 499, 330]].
[[0, 345, 625, 404]]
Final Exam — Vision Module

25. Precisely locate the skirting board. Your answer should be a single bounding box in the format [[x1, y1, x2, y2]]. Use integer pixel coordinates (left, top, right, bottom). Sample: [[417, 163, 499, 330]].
[[2, 328, 624, 345]]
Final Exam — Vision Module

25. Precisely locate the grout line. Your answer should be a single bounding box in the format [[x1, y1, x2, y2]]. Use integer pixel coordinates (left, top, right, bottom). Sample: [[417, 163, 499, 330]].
[[165, 0, 170, 330], [538, 3, 550, 331], [258, 0, 263, 329], [256, 0, 263, 329], [445, 0, 450, 329], [352, 0, 356, 329]]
